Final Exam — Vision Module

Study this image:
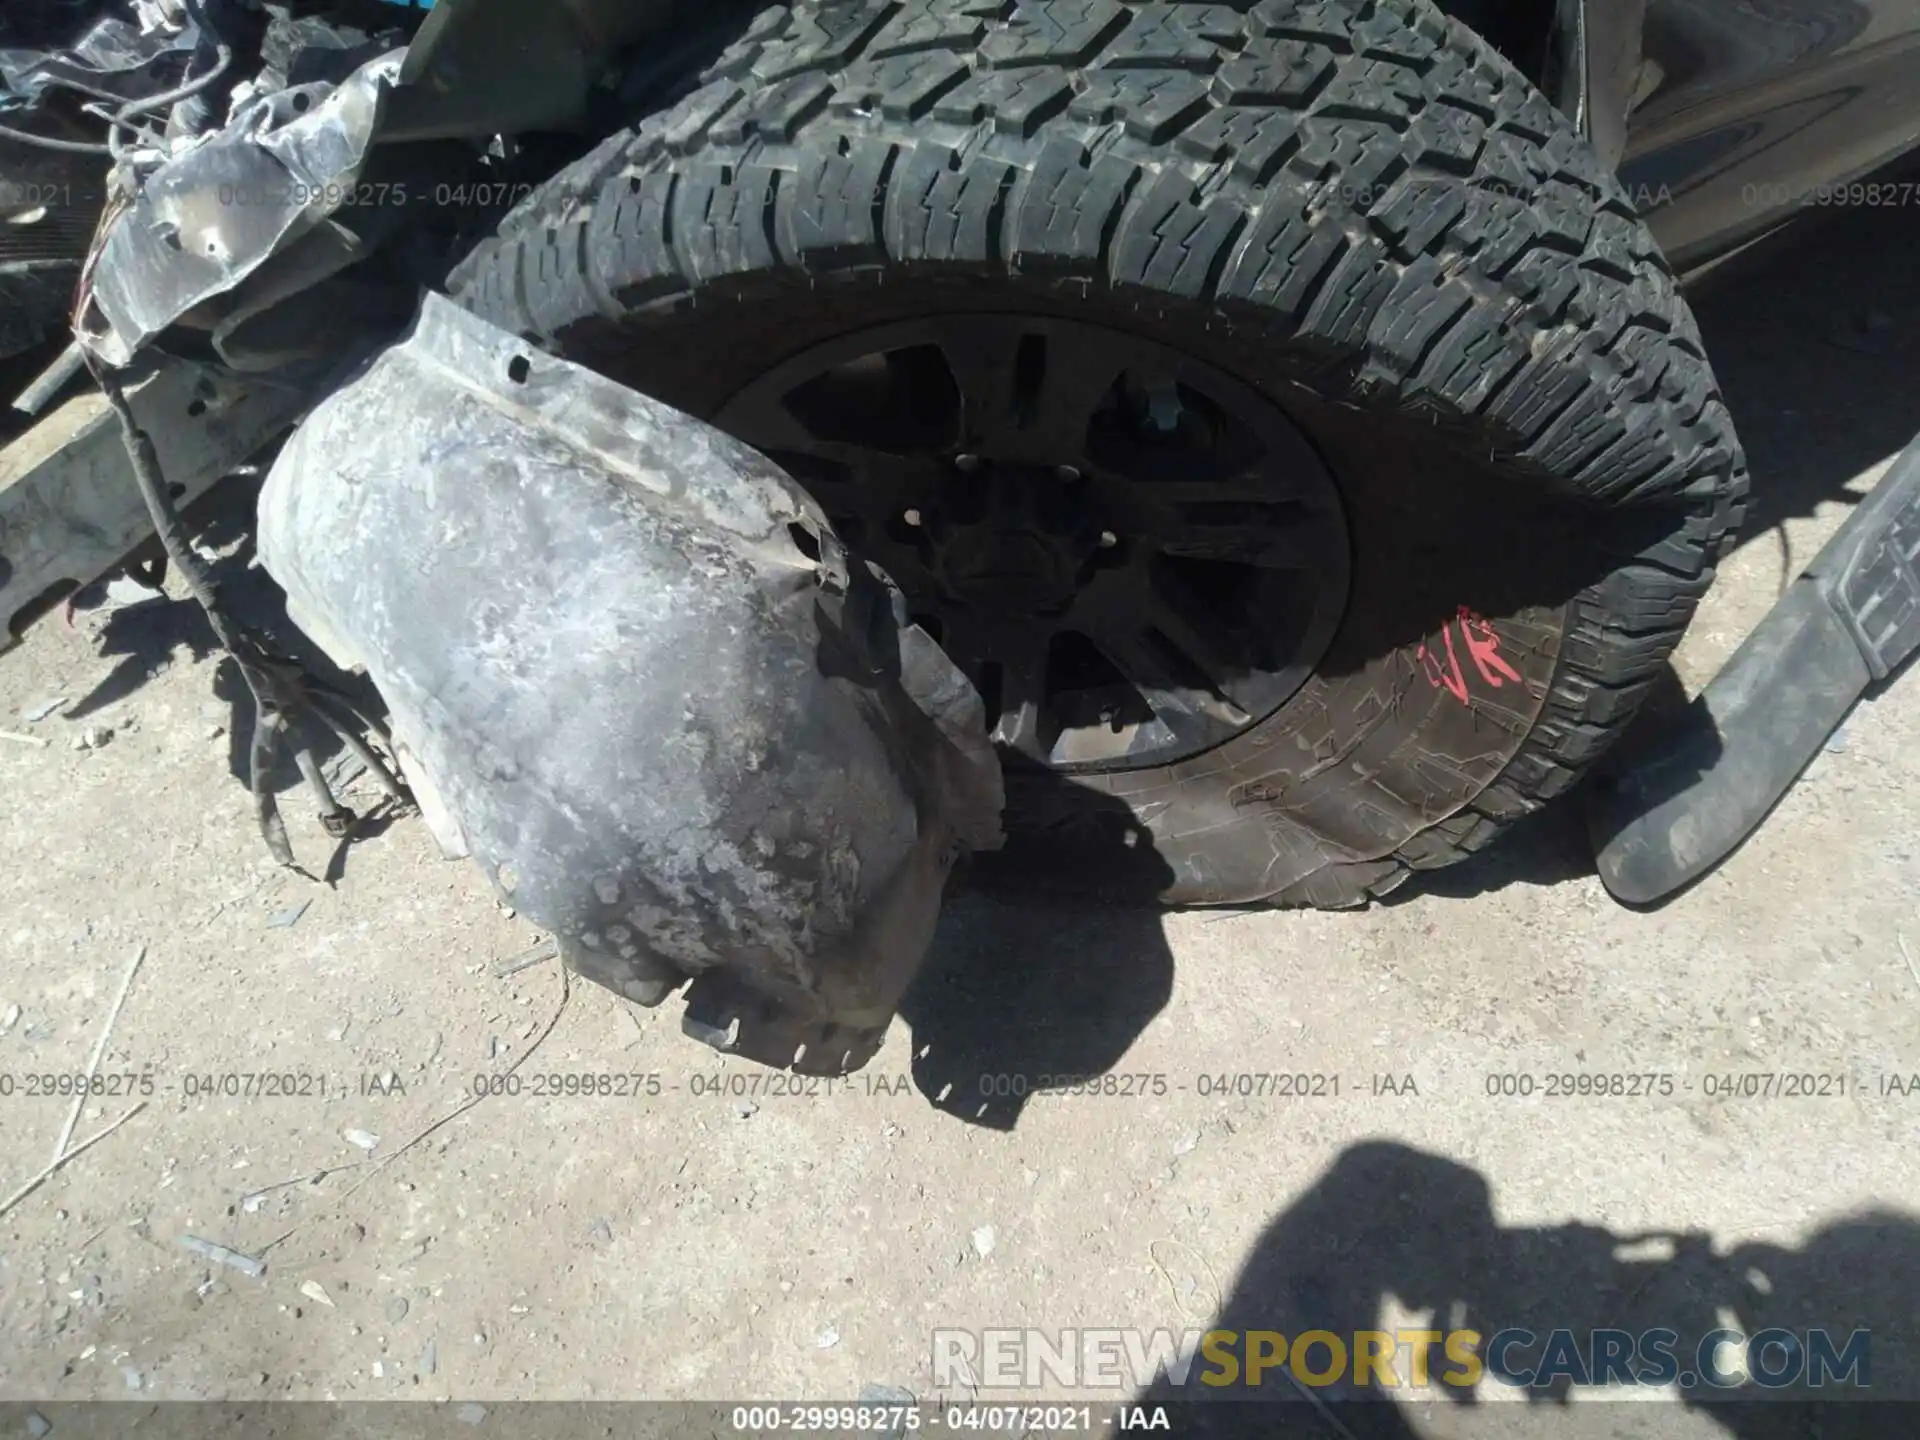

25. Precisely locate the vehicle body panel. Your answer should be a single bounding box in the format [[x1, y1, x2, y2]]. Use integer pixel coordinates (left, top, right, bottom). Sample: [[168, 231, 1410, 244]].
[[1625, 0, 1920, 268]]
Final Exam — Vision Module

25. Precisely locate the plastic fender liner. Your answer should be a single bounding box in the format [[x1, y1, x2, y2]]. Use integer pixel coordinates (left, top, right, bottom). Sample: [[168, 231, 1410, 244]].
[[257, 294, 1003, 1073]]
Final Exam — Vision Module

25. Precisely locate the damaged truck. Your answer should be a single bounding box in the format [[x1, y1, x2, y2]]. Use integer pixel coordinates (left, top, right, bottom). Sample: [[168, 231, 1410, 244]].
[[3, 0, 1918, 1071]]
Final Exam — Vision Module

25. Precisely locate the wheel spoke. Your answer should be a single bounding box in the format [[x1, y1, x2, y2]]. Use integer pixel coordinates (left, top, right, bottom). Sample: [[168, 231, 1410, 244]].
[[992, 693, 1049, 760], [936, 319, 1125, 463], [943, 614, 1055, 762], [1159, 473, 1297, 502], [1102, 446, 1281, 491], [1157, 515, 1315, 569], [1024, 325, 1127, 460], [1142, 581, 1251, 713], [718, 388, 874, 473], [1084, 624, 1188, 700], [932, 319, 1026, 456], [993, 628, 1056, 762], [1085, 621, 1250, 731], [1139, 688, 1247, 735]]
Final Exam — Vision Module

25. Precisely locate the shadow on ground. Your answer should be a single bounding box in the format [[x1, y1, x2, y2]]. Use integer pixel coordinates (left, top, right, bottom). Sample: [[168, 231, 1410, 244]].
[[60, 473, 389, 800], [1139, 1140, 1918, 1439], [902, 805, 1177, 1131]]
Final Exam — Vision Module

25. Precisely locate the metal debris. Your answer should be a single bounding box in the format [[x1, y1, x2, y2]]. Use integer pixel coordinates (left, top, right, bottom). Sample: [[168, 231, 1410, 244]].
[[815, 1325, 840, 1349], [971, 1225, 996, 1260], [25, 1412, 51, 1439], [341, 1128, 379, 1151], [267, 899, 312, 929], [1173, 1130, 1199, 1157], [492, 938, 558, 979], [456, 1403, 487, 1425], [177, 1234, 266, 1279], [21, 698, 67, 722], [298, 1279, 335, 1308], [1, 1003, 19, 1033], [81, 50, 410, 368], [419, 1338, 437, 1377]]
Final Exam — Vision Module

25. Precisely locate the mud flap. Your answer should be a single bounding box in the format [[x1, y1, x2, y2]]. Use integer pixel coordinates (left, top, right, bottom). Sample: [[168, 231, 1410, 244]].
[[257, 294, 1004, 1072], [1587, 434, 1920, 904]]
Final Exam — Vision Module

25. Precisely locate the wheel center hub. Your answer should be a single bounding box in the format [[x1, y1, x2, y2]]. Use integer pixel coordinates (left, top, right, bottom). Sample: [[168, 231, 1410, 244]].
[[928, 464, 1097, 616], [936, 526, 1085, 616]]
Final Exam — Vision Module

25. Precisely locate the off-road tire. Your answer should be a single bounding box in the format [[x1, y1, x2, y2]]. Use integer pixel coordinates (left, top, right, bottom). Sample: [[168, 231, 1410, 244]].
[[447, 0, 1749, 908]]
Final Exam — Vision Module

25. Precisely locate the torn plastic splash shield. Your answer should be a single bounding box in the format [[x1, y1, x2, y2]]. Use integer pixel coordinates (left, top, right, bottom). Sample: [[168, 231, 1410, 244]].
[[258, 295, 1005, 1074]]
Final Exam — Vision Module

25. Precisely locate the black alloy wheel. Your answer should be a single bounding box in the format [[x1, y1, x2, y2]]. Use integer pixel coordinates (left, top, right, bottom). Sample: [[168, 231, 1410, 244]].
[[718, 315, 1351, 771]]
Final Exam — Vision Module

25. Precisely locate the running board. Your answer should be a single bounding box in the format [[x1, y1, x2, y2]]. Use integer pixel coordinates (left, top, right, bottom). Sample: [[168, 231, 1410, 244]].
[[1587, 435, 1920, 904]]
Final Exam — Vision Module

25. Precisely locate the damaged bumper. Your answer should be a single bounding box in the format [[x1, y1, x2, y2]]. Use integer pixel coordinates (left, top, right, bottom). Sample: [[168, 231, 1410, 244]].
[[258, 294, 1004, 1073]]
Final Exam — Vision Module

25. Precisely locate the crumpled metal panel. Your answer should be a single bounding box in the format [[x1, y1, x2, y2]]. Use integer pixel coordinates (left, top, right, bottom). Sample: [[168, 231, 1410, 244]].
[[258, 294, 1004, 1073], [77, 49, 402, 367], [1, 352, 311, 643], [0, 6, 202, 107]]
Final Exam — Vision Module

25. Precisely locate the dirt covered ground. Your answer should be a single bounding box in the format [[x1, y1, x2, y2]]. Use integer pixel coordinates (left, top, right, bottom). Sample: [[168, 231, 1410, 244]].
[[1, 188, 1918, 1437]]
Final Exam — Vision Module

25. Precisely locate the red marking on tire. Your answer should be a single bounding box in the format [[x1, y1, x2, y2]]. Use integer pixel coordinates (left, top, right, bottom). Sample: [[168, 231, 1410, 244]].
[[1418, 607, 1519, 703]]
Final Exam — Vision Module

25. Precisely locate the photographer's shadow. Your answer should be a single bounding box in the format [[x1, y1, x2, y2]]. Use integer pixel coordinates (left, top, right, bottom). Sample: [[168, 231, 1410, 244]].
[[1143, 1140, 1920, 1439]]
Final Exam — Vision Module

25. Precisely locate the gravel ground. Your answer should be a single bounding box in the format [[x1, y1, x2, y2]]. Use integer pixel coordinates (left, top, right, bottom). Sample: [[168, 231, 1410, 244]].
[[1, 190, 1917, 1439]]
